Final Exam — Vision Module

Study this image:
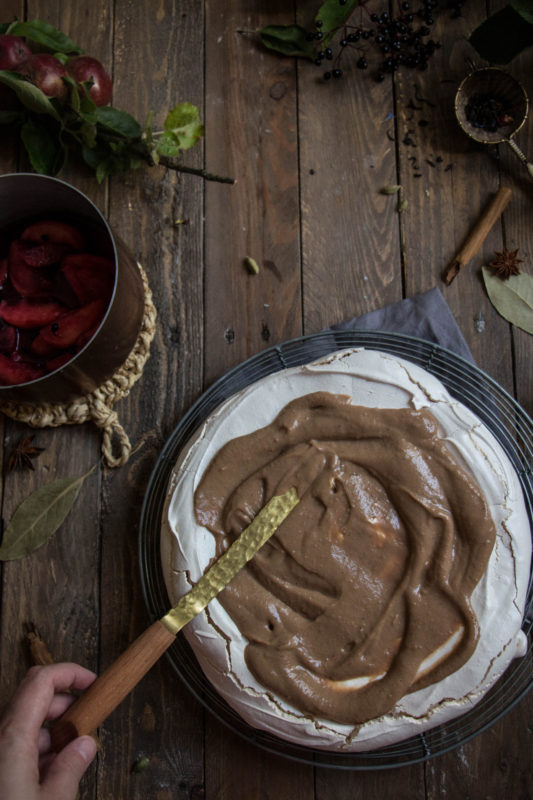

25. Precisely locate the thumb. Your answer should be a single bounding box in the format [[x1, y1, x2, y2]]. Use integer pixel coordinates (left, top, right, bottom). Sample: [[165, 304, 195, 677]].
[[42, 735, 97, 799]]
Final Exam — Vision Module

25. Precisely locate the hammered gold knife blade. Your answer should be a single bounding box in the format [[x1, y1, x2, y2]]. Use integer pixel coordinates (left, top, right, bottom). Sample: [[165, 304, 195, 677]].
[[161, 487, 299, 635], [51, 487, 299, 753]]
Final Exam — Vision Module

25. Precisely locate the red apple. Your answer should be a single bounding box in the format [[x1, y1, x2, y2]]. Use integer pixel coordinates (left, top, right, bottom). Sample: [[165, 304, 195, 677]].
[[20, 53, 68, 100], [67, 55, 112, 106], [0, 34, 31, 70]]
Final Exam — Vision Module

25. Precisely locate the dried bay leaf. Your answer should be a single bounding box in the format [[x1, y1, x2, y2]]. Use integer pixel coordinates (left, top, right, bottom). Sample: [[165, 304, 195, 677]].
[[0, 466, 95, 561], [482, 266, 533, 335]]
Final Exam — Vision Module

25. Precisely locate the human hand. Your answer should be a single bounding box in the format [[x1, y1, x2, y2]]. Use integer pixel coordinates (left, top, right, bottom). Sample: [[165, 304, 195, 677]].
[[0, 663, 98, 800]]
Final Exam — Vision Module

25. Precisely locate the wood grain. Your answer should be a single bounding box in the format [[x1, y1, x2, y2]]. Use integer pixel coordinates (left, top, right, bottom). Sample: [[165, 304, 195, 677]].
[[1, 4, 108, 800], [203, 0, 302, 387], [296, 11, 403, 332], [202, 2, 314, 797], [395, 2, 517, 389], [96, 2, 206, 798], [0, 2, 531, 799]]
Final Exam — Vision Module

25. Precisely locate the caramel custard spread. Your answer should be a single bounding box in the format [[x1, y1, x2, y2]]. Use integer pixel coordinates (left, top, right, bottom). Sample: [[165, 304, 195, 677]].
[[194, 394, 496, 725], [161, 349, 530, 751]]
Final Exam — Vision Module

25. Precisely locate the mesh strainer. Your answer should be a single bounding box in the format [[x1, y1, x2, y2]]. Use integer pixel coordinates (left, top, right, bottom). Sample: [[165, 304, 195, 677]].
[[455, 66, 533, 180]]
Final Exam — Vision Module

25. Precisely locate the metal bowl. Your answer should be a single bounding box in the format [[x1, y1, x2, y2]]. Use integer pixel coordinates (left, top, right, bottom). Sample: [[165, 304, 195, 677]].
[[0, 173, 145, 404]]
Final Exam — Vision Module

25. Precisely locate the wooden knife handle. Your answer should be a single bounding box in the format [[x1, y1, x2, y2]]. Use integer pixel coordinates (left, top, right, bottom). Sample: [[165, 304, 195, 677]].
[[50, 620, 175, 752]]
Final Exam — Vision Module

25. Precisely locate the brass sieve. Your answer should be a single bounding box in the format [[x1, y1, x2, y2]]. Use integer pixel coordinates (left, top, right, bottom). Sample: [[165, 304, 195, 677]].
[[455, 66, 533, 180]]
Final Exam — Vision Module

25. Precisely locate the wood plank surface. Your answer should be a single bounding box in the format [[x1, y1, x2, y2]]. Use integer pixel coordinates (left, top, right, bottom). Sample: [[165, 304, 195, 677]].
[[204, 1, 302, 387], [203, 3, 314, 797], [0, 1, 531, 799], [96, 2, 206, 798], [297, 6, 404, 332]]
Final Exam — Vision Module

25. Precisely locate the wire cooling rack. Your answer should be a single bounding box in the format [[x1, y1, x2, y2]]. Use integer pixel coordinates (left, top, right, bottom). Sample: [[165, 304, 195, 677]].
[[138, 330, 533, 770]]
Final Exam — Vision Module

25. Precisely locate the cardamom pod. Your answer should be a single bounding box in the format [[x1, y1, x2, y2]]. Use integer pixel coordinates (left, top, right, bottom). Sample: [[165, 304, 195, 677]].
[[244, 257, 260, 274]]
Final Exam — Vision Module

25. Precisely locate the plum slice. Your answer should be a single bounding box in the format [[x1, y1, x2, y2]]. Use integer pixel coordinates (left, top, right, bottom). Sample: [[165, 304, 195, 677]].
[[61, 253, 115, 304], [20, 219, 84, 250], [0, 299, 65, 328], [31, 333, 60, 358], [38, 299, 105, 349], [45, 352, 75, 372], [0, 323, 17, 354], [8, 240, 55, 298], [0, 353, 45, 385], [21, 241, 71, 268], [0, 217, 113, 385]]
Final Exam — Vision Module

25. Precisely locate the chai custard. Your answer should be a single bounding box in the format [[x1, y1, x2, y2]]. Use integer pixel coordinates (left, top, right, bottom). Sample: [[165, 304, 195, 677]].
[[161, 349, 531, 751]]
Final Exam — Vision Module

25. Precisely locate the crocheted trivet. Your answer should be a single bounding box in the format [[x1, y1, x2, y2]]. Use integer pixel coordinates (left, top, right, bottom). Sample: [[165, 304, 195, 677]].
[[0, 265, 156, 468]]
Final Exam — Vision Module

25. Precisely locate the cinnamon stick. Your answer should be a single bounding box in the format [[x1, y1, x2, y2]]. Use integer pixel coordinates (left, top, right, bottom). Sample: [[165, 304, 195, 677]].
[[26, 625, 54, 666], [25, 624, 101, 755], [443, 187, 512, 285]]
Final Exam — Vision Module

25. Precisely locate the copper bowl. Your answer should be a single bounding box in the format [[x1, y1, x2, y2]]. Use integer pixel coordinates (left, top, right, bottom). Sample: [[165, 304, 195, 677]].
[[0, 173, 145, 404]]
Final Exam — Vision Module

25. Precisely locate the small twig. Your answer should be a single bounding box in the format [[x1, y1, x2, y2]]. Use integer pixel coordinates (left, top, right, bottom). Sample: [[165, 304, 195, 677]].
[[158, 157, 236, 184]]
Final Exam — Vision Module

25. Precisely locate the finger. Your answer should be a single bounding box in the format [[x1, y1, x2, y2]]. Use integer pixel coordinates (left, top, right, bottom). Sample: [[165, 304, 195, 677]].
[[40, 735, 97, 800], [39, 749, 55, 776], [38, 727, 51, 755], [45, 692, 77, 721], [4, 664, 96, 738]]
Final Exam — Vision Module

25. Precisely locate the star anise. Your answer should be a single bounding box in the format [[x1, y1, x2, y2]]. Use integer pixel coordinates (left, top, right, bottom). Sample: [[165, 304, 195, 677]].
[[489, 246, 523, 280], [7, 435, 45, 472]]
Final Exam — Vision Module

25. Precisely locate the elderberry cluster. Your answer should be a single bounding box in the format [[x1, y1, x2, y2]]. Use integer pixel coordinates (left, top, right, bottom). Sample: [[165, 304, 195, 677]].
[[309, 0, 467, 82]]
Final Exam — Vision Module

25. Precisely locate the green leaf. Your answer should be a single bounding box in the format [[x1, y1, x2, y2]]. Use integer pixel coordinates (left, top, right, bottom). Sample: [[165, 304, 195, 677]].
[[81, 142, 104, 170], [469, 4, 533, 63], [94, 106, 142, 139], [81, 139, 143, 181], [0, 110, 25, 125], [162, 102, 204, 150], [144, 110, 154, 145], [78, 119, 98, 148], [482, 266, 533, 334], [0, 467, 95, 561], [155, 131, 183, 158], [315, 0, 360, 41], [511, 0, 533, 25], [0, 71, 61, 119], [6, 19, 82, 54], [20, 117, 65, 175], [259, 24, 317, 59], [79, 92, 98, 117], [96, 159, 113, 183], [63, 74, 81, 112]]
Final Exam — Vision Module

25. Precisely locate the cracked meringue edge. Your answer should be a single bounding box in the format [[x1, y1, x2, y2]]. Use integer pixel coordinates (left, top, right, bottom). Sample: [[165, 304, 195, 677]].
[[160, 348, 531, 752]]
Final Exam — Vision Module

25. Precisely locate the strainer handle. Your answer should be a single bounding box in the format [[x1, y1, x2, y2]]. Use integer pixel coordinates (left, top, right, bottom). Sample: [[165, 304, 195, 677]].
[[506, 138, 533, 180]]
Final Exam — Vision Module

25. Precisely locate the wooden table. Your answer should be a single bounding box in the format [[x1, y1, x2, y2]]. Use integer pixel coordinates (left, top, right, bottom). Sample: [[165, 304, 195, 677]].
[[1, 2, 532, 798]]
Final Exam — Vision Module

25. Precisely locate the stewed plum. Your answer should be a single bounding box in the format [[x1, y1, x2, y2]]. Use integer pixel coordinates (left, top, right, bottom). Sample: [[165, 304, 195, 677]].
[[0, 218, 114, 385]]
